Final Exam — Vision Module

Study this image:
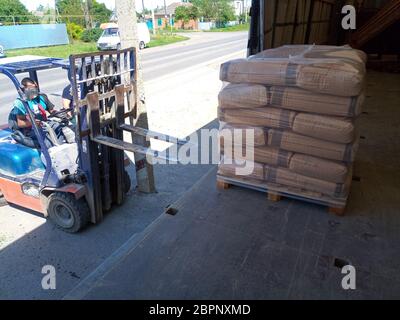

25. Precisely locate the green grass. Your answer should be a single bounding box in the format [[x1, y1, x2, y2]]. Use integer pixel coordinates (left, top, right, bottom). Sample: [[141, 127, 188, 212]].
[[147, 34, 189, 48], [6, 34, 189, 58], [168, 28, 201, 33], [207, 23, 250, 32], [7, 41, 98, 59]]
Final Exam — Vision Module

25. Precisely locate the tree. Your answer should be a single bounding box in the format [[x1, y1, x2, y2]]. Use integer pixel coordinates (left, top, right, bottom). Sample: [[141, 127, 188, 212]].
[[66, 22, 84, 40], [217, 0, 235, 24], [190, 0, 213, 20], [175, 6, 190, 23], [190, 0, 235, 24], [187, 5, 199, 20], [0, 0, 38, 24], [56, 0, 111, 27], [56, 0, 85, 25], [175, 5, 199, 29], [90, 0, 112, 25]]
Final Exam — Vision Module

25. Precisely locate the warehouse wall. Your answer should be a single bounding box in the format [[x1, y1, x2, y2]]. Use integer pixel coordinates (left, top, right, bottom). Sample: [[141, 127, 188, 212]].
[[256, 0, 366, 50], [263, 0, 342, 49]]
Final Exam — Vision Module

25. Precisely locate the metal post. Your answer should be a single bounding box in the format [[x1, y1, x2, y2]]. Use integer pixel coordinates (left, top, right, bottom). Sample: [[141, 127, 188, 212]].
[[163, 0, 168, 29], [115, 0, 156, 193], [152, 8, 157, 34]]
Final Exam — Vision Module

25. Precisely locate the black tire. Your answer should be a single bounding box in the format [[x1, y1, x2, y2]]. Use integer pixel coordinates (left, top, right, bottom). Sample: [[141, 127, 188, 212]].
[[139, 41, 145, 50], [47, 192, 90, 233], [0, 193, 7, 207], [124, 170, 131, 194]]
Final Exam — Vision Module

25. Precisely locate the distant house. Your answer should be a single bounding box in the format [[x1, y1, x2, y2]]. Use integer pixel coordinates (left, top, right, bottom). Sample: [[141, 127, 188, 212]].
[[154, 2, 198, 30]]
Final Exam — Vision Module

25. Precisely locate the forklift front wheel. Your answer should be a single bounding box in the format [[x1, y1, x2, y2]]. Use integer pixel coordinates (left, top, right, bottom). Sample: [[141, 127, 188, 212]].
[[47, 192, 90, 233], [124, 170, 131, 194]]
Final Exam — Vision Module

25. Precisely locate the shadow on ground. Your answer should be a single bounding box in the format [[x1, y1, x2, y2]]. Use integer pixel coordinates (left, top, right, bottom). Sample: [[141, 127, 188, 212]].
[[0, 120, 218, 299]]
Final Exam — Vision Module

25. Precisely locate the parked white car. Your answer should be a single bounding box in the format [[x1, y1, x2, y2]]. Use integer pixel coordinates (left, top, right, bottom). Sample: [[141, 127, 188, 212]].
[[97, 23, 151, 51], [0, 45, 5, 58]]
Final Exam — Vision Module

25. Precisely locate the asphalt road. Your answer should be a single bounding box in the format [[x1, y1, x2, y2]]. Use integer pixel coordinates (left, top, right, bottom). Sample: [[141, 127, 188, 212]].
[[0, 32, 247, 124], [0, 31, 247, 299]]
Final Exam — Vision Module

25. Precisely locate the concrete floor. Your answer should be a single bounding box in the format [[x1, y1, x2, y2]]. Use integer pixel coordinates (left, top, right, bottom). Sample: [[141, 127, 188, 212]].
[[65, 70, 400, 300]]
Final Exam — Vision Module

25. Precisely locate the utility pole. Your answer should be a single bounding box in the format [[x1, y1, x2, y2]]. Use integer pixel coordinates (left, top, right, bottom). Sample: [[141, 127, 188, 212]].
[[242, 0, 246, 23], [163, 0, 168, 28], [82, 0, 93, 29], [152, 7, 157, 34], [115, 0, 156, 193], [163, 0, 167, 16]]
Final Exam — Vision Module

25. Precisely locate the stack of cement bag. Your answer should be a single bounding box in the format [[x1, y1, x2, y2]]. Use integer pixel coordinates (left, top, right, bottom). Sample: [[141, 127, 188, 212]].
[[218, 45, 366, 206]]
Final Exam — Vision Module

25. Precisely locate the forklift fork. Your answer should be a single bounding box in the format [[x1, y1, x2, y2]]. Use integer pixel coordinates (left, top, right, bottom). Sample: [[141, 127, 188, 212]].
[[69, 48, 188, 223]]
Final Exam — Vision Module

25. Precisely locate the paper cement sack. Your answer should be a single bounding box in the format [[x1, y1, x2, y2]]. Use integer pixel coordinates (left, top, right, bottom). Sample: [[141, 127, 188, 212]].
[[220, 45, 366, 97], [219, 122, 267, 146], [250, 45, 367, 62], [264, 165, 352, 198], [218, 124, 359, 162], [217, 157, 264, 181], [218, 107, 357, 143], [288, 153, 349, 184], [266, 129, 359, 162], [218, 159, 352, 198], [218, 83, 269, 109], [218, 83, 364, 117], [269, 86, 364, 117], [221, 145, 350, 183]]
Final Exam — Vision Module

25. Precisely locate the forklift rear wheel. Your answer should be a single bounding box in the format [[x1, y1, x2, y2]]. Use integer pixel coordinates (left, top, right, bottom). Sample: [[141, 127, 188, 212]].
[[47, 192, 90, 233], [124, 170, 131, 194]]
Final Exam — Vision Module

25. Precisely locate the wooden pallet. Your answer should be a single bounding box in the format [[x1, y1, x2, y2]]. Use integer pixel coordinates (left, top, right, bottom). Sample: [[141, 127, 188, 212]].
[[216, 176, 347, 216]]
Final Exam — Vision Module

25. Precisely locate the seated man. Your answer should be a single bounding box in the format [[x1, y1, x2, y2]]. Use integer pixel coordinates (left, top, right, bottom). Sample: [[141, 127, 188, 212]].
[[8, 78, 64, 148], [62, 84, 73, 110], [62, 83, 76, 126]]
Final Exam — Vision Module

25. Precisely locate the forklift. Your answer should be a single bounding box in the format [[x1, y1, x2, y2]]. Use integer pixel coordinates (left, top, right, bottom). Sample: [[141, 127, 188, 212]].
[[0, 48, 186, 233]]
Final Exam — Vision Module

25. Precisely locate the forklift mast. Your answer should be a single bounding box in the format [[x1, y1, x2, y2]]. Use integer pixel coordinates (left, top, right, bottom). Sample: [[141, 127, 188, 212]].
[[69, 48, 187, 224]]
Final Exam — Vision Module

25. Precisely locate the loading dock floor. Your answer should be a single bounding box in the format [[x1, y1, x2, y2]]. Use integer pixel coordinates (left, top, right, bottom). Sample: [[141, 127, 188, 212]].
[[65, 71, 400, 300]]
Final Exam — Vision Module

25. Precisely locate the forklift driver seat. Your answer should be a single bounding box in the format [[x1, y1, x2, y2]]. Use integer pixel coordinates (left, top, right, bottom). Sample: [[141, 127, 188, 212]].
[[8, 111, 40, 149]]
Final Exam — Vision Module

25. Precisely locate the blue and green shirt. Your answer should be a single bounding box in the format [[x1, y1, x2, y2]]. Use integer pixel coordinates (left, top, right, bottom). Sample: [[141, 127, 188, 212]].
[[12, 94, 54, 122]]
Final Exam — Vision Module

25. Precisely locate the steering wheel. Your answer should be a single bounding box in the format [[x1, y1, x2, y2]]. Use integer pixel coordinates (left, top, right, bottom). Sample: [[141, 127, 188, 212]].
[[48, 107, 74, 120]]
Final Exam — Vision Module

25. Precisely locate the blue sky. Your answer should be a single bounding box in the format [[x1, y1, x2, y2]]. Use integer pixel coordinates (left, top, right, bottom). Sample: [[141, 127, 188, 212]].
[[20, 0, 181, 12]]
